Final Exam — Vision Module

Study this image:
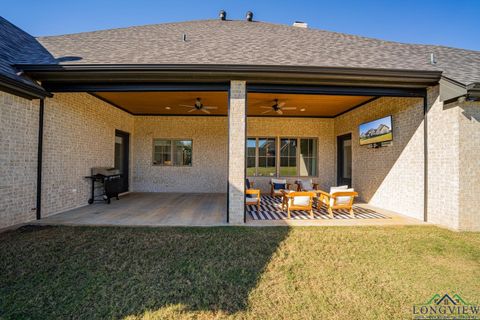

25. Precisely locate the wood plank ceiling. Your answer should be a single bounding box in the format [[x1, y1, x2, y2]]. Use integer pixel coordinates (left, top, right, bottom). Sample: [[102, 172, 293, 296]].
[[93, 91, 374, 117]]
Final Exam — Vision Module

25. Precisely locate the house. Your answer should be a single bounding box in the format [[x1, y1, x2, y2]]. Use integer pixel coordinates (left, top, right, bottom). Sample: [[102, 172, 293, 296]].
[[0, 12, 479, 231], [374, 124, 390, 136]]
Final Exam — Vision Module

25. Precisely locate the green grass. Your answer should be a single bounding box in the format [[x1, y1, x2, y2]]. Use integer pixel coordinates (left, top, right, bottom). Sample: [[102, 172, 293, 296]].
[[360, 132, 393, 145], [247, 166, 297, 177], [1, 225, 479, 319]]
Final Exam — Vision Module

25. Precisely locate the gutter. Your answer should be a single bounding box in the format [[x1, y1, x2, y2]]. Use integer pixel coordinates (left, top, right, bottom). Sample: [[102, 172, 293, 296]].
[[466, 82, 480, 99], [440, 76, 480, 103], [0, 74, 52, 100], [16, 64, 442, 89]]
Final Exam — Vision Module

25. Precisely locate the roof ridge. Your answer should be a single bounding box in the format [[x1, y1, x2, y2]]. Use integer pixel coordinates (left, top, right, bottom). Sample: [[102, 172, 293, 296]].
[[34, 18, 480, 54], [35, 19, 220, 39]]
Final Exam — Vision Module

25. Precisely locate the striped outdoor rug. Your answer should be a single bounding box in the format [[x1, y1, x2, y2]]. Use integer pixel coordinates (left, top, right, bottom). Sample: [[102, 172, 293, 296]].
[[247, 195, 390, 220]]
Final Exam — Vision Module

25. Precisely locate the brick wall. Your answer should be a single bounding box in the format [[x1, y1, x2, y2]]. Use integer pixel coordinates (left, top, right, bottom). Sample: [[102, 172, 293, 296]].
[[41, 93, 134, 217], [458, 100, 480, 231], [132, 116, 228, 193], [0, 92, 38, 228], [426, 87, 461, 229], [334, 96, 425, 220]]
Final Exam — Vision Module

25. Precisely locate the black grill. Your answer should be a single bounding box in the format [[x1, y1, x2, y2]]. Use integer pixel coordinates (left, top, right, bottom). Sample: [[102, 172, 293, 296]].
[[85, 167, 122, 204]]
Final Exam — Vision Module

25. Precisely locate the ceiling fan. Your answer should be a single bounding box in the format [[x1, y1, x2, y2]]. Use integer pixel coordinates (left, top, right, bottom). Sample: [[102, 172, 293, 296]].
[[179, 98, 218, 114], [260, 99, 296, 115]]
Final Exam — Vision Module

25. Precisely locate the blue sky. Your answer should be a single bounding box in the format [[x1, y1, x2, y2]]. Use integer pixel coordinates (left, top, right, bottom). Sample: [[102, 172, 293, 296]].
[[2, 0, 479, 51], [359, 116, 392, 135]]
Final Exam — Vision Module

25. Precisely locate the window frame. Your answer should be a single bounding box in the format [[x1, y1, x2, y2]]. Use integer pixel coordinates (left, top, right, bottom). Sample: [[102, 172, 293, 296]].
[[247, 136, 318, 178], [247, 136, 277, 177], [152, 138, 193, 167]]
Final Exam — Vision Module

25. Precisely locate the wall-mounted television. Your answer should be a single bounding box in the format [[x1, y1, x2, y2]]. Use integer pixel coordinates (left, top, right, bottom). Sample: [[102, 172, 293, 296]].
[[359, 116, 393, 146]]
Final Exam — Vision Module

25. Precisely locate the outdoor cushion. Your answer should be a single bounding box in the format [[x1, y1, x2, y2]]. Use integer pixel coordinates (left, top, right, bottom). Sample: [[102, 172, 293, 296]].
[[329, 185, 348, 194], [245, 196, 259, 204], [292, 196, 311, 207], [273, 183, 286, 190], [330, 188, 354, 206], [246, 179, 252, 198], [299, 179, 313, 190]]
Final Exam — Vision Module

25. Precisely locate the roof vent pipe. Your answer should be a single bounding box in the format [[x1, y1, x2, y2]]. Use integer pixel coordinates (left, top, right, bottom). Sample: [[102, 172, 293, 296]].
[[430, 53, 437, 65], [219, 10, 226, 20], [246, 11, 253, 21], [293, 21, 308, 28]]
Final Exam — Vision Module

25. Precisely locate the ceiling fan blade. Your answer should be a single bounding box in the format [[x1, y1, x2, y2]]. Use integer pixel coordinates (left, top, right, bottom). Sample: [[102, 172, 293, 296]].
[[201, 108, 211, 114], [277, 110, 283, 115], [203, 106, 218, 109], [180, 104, 194, 108], [278, 101, 286, 108], [282, 107, 297, 110], [261, 110, 272, 114], [259, 106, 271, 109], [187, 108, 197, 113]]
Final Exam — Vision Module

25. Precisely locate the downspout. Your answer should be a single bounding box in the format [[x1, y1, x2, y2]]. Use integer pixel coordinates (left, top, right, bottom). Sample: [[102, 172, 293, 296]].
[[244, 89, 248, 223], [226, 89, 230, 223], [423, 91, 428, 222], [36, 99, 44, 220]]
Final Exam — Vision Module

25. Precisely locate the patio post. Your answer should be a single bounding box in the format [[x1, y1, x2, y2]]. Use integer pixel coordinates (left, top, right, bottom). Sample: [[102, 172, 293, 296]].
[[228, 80, 247, 224]]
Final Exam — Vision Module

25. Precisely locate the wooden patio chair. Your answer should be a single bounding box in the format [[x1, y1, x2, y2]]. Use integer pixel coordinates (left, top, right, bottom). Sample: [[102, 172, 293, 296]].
[[282, 191, 316, 219], [295, 178, 319, 191], [318, 188, 358, 218], [245, 178, 260, 211], [270, 178, 291, 197]]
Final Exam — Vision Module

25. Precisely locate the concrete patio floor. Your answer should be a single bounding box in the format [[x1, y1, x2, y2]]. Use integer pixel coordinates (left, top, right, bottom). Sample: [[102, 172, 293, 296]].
[[33, 192, 426, 228], [36, 193, 227, 227]]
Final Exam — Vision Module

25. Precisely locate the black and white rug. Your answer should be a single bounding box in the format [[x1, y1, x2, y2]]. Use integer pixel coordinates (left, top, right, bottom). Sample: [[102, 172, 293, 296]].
[[247, 195, 390, 220]]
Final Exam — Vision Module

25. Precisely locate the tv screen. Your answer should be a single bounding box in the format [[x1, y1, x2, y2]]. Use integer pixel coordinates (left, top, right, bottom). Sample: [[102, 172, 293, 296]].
[[359, 116, 393, 146]]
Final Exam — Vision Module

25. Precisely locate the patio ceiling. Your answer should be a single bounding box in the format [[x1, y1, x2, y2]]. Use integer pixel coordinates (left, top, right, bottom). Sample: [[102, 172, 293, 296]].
[[93, 91, 374, 117]]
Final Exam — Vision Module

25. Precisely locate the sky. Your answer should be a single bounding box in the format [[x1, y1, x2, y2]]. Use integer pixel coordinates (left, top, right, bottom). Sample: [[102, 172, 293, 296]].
[[359, 116, 392, 134], [2, 0, 479, 51]]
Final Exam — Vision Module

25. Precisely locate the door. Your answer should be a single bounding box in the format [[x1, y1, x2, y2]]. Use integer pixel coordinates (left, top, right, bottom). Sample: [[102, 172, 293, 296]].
[[337, 133, 352, 187], [115, 130, 129, 193]]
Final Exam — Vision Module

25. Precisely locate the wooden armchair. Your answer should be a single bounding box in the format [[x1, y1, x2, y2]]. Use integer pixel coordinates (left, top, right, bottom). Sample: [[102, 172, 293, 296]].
[[245, 189, 261, 211], [245, 178, 260, 211], [295, 179, 319, 191], [282, 191, 316, 219], [270, 179, 291, 197], [318, 189, 358, 218]]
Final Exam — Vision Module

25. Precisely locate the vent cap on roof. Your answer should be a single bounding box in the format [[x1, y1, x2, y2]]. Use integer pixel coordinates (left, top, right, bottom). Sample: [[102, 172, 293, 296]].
[[293, 21, 308, 28], [246, 11, 253, 21], [219, 10, 226, 20]]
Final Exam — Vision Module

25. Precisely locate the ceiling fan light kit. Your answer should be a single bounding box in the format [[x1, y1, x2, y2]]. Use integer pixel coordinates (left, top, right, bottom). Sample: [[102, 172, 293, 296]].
[[259, 99, 298, 115], [180, 97, 218, 114]]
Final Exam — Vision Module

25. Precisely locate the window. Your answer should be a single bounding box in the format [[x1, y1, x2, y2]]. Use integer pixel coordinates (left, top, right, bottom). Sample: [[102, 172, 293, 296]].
[[299, 138, 318, 176], [247, 137, 318, 177], [153, 139, 192, 166], [247, 138, 257, 176], [247, 137, 276, 177], [280, 138, 297, 176]]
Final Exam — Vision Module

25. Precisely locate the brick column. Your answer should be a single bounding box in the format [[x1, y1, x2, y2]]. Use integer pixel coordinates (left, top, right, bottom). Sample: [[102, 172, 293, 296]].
[[228, 80, 246, 224]]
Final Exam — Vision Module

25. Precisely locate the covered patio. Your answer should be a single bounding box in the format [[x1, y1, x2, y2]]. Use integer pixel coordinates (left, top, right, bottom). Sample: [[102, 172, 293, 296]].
[[21, 64, 436, 228], [34, 192, 424, 227]]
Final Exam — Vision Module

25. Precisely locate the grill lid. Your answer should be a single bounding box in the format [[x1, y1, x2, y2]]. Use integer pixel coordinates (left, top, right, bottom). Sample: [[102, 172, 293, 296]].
[[91, 167, 120, 176]]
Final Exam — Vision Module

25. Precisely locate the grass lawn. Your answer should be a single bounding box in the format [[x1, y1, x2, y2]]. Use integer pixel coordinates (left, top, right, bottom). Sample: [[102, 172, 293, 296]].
[[1, 225, 479, 319], [360, 132, 393, 145]]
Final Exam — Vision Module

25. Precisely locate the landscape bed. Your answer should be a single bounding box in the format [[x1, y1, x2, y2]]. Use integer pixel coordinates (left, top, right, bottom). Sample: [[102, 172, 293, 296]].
[[0, 225, 479, 319]]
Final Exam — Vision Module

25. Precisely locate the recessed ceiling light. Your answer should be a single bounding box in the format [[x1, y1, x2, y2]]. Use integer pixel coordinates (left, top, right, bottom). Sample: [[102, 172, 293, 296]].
[[165, 107, 171, 110], [300, 108, 306, 112]]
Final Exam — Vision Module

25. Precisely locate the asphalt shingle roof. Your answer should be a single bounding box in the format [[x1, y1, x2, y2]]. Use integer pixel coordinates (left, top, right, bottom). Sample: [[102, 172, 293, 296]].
[[0, 17, 55, 91], [1, 18, 480, 88]]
